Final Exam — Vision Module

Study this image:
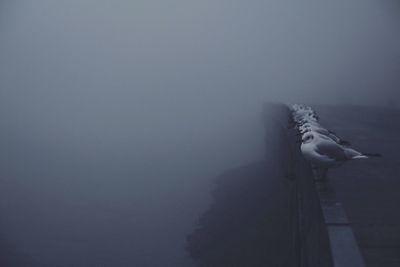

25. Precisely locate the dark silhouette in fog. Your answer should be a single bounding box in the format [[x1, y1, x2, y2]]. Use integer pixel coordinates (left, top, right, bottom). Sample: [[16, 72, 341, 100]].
[[186, 104, 333, 267]]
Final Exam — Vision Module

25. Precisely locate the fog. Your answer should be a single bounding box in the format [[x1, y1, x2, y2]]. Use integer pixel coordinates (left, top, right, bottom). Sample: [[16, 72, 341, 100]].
[[0, 0, 399, 266]]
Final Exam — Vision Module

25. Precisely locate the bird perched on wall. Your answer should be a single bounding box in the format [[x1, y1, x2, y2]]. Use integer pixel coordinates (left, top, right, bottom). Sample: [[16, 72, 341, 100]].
[[300, 132, 380, 179], [290, 103, 381, 179], [299, 123, 351, 146]]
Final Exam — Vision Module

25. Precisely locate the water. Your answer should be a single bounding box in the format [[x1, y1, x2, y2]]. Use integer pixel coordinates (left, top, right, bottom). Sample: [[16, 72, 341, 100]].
[[0, 105, 264, 266]]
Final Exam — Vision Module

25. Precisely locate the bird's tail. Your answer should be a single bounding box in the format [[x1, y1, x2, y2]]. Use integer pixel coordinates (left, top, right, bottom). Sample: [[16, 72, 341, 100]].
[[352, 155, 369, 159], [362, 153, 382, 157]]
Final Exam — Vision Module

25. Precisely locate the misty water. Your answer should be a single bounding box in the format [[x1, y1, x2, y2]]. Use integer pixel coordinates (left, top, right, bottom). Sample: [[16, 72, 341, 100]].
[[0, 102, 265, 266], [0, 0, 399, 266]]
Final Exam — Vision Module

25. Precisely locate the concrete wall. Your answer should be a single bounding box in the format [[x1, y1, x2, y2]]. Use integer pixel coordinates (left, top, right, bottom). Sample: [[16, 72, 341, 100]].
[[263, 103, 333, 267]]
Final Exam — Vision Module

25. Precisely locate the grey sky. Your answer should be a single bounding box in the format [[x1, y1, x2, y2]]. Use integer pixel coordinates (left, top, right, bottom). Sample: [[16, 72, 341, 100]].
[[1, 0, 399, 110]]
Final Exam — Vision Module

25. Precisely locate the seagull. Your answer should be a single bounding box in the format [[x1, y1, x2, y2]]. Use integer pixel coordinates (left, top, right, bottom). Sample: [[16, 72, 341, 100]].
[[300, 132, 379, 179], [295, 114, 319, 124], [298, 123, 324, 132], [294, 112, 318, 123], [299, 124, 351, 146]]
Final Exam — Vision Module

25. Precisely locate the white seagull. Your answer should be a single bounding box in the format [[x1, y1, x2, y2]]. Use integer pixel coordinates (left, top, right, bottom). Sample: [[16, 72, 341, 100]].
[[299, 124, 350, 146], [300, 132, 379, 179]]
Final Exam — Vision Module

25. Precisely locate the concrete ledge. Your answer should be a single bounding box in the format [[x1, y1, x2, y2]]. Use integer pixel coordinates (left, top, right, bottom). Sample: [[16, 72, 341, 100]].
[[328, 226, 365, 267], [315, 179, 366, 267]]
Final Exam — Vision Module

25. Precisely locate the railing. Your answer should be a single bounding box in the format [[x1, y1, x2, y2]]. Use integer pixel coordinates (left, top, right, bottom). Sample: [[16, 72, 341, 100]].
[[267, 102, 366, 267]]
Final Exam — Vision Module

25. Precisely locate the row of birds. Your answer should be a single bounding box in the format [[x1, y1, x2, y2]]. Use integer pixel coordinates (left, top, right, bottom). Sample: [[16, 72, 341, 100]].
[[290, 104, 380, 179]]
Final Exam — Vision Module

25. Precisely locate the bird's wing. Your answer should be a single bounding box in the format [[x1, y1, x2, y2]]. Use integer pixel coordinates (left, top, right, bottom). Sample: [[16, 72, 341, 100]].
[[316, 141, 348, 161]]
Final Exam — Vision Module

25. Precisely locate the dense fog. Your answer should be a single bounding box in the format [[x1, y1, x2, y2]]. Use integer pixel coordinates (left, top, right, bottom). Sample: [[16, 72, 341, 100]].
[[0, 0, 399, 266]]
